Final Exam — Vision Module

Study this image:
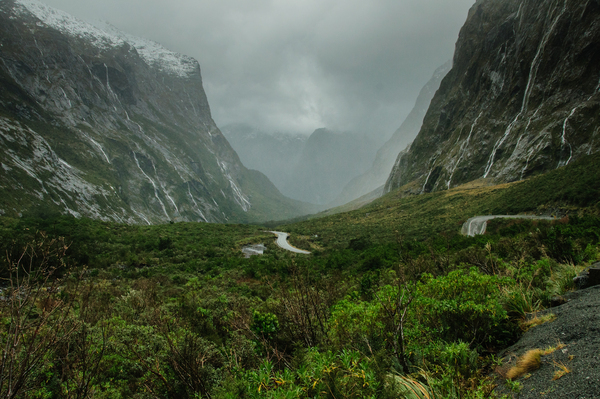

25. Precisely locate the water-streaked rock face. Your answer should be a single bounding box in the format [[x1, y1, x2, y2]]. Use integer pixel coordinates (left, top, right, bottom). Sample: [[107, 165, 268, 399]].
[[0, 0, 309, 223], [386, 0, 600, 194]]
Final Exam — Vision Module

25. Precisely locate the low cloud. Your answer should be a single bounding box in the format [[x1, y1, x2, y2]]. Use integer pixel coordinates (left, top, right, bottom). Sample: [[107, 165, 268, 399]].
[[42, 0, 476, 137]]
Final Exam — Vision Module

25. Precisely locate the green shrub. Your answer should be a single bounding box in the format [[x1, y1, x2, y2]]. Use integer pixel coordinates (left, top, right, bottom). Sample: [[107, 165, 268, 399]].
[[328, 297, 383, 352], [215, 349, 380, 399], [251, 311, 280, 339], [412, 268, 513, 347]]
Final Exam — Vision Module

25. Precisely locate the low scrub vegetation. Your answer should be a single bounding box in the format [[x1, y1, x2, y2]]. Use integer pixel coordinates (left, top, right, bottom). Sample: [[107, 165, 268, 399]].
[[0, 153, 598, 398]]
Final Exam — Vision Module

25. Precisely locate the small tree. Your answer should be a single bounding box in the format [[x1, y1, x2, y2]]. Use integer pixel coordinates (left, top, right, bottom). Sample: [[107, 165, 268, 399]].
[[377, 282, 414, 373], [0, 234, 81, 398]]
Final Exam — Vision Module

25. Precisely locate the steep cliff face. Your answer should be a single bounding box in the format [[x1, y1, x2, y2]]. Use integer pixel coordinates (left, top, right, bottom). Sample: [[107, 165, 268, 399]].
[[0, 0, 307, 223], [386, 0, 600, 194], [333, 61, 451, 206]]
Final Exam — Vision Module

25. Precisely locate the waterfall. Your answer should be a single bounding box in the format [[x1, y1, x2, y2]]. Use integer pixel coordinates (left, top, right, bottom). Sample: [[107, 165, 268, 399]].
[[447, 112, 483, 189]]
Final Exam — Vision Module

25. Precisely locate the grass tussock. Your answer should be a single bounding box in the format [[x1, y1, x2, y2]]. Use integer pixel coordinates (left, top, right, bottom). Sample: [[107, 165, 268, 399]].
[[392, 374, 437, 399], [506, 349, 543, 380]]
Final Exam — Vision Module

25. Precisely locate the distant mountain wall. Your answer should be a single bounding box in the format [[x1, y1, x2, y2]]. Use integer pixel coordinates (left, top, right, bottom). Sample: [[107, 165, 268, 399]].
[[386, 0, 600, 194], [331, 61, 451, 207], [223, 125, 379, 207], [287, 128, 379, 205], [220, 124, 307, 198], [0, 0, 311, 223]]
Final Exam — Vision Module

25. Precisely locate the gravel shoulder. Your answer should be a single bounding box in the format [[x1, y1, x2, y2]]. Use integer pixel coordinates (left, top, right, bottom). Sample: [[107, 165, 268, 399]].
[[493, 285, 600, 398]]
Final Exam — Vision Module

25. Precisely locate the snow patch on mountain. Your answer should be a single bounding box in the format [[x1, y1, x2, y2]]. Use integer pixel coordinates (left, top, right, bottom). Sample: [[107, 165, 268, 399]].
[[14, 0, 124, 49], [114, 29, 198, 78], [14, 0, 196, 78]]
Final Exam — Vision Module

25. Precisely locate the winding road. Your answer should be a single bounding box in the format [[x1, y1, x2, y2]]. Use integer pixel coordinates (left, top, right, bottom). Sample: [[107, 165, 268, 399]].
[[269, 231, 311, 254], [461, 215, 555, 237]]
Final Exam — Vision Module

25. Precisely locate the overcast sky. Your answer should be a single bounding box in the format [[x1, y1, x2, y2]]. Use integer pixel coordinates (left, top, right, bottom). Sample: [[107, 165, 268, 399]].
[[42, 0, 476, 139]]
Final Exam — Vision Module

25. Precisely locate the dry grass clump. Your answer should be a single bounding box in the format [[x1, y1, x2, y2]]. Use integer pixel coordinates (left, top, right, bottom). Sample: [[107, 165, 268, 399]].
[[506, 349, 543, 380], [552, 361, 571, 380], [521, 313, 557, 331], [541, 341, 565, 355]]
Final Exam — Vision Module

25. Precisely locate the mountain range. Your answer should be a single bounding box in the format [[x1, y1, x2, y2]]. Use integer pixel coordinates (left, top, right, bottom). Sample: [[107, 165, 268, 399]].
[[1, 0, 599, 225], [223, 125, 380, 206]]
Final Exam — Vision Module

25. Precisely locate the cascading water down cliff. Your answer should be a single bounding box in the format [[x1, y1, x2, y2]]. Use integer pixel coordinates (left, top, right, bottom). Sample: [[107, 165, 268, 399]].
[[385, 0, 600, 194]]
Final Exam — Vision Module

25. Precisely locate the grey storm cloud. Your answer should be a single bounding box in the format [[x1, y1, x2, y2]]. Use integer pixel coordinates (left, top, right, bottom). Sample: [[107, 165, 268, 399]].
[[41, 0, 476, 138]]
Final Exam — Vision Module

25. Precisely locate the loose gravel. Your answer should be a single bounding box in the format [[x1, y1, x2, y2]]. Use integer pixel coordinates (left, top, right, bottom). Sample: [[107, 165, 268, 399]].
[[494, 285, 600, 398]]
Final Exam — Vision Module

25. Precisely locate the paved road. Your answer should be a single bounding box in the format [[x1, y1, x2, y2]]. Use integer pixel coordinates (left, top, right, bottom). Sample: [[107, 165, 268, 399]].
[[269, 231, 311, 254], [461, 215, 555, 237]]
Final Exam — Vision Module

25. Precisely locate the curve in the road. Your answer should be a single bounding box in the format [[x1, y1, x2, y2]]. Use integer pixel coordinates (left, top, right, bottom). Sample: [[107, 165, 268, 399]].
[[269, 231, 311, 254], [461, 215, 555, 237]]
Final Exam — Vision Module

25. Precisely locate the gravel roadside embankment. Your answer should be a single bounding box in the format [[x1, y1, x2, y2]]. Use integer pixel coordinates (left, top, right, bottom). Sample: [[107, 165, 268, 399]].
[[494, 285, 600, 398]]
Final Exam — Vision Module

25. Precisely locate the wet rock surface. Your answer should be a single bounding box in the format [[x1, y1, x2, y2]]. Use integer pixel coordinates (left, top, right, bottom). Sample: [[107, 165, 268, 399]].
[[573, 262, 600, 290], [387, 0, 600, 194]]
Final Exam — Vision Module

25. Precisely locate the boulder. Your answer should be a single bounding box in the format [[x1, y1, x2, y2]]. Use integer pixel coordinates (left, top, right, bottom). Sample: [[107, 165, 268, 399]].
[[573, 262, 600, 290]]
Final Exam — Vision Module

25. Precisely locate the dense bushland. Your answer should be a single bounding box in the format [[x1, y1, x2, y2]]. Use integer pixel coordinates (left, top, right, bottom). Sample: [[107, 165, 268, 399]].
[[1, 211, 598, 398], [1, 153, 599, 398]]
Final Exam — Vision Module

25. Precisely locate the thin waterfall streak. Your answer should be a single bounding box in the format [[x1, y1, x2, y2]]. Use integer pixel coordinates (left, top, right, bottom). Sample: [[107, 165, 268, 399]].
[[421, 155, 439, 194], [133, 152, 170, 219], [521, 0, 567, 114], [557, 74, 600, 167], [104, 63, 123, 108], [588, 127, 599, 155], [187, 182, 208, 222], [132, 209, 151, 225], [561, 108, 577, 145], [82, 132, 110, 163], [421, 167, 434, 194], [152, 161, 179, 213], [447, 112, 483, 189], [59, 87, 72, 108], [484, 0, 567, 178], [521, 137, 546, 180], [510, 106, 542, 160], [186, 92, 199, 117]]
